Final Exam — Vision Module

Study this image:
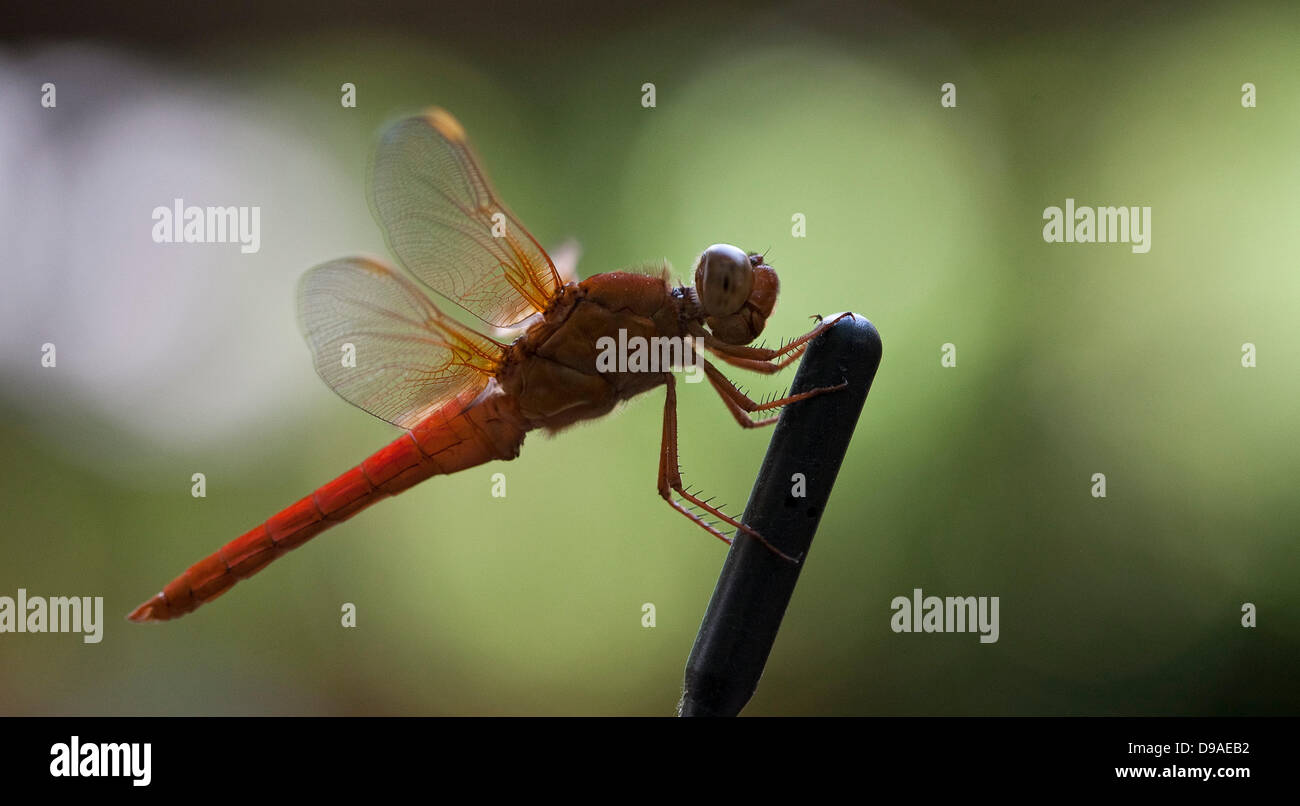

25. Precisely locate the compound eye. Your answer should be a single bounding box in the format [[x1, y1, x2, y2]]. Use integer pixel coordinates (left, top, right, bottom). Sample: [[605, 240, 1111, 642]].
[[695, 244, 754, 316]]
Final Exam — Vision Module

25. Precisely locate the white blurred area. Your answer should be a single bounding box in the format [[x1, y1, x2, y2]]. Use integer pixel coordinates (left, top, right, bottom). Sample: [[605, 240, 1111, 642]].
[[0, 45, 376, 478]]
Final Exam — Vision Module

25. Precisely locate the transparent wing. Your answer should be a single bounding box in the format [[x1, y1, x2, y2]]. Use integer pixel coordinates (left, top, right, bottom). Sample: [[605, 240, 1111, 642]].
[[369, 108, 562, 329], [297, 256, 504, 429], [549, 238, 582, 285]]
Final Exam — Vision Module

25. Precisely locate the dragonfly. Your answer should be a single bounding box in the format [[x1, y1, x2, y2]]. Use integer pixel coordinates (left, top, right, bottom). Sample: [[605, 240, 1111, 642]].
[[128, 108, 847, 623]]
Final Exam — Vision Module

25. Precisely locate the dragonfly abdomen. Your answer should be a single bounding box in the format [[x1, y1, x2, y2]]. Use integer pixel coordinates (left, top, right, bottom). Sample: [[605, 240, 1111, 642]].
[[127, 394, 528, 622]]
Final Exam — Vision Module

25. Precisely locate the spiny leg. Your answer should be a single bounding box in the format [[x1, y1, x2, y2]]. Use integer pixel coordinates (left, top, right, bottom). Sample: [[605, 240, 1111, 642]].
[[658, 374, 731, 544], [657, 374, 799, 563], [705, 312, 854, 375], [702, 360, 847, 429], [714, 312, 853, 361]]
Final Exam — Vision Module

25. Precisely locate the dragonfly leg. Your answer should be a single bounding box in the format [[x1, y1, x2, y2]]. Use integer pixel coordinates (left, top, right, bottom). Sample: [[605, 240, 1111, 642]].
[[658, 374, 800, 563], [702, 359, 847, 428], [704, 312, 853, 375]]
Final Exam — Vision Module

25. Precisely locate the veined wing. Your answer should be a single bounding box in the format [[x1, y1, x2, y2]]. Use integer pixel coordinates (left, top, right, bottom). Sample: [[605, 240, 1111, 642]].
[[369, 108, 562, 329], [297, 256, 504, 429]]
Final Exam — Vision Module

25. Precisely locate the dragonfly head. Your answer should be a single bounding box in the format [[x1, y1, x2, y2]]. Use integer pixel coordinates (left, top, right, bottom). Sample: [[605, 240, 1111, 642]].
[[693, 244, 778, 345]]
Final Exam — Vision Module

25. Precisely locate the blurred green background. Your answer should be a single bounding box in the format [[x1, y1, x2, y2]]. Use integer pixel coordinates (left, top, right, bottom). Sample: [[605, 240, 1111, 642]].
[[1, 1, 1297, 715]]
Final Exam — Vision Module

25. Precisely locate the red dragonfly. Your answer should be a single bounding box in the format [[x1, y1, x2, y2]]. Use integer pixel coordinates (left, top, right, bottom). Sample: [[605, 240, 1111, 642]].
[[129, 108, 846, 623]]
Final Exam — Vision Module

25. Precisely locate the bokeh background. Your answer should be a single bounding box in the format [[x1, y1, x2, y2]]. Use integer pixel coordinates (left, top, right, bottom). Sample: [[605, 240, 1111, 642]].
[[1, 0, 1297, 715]]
